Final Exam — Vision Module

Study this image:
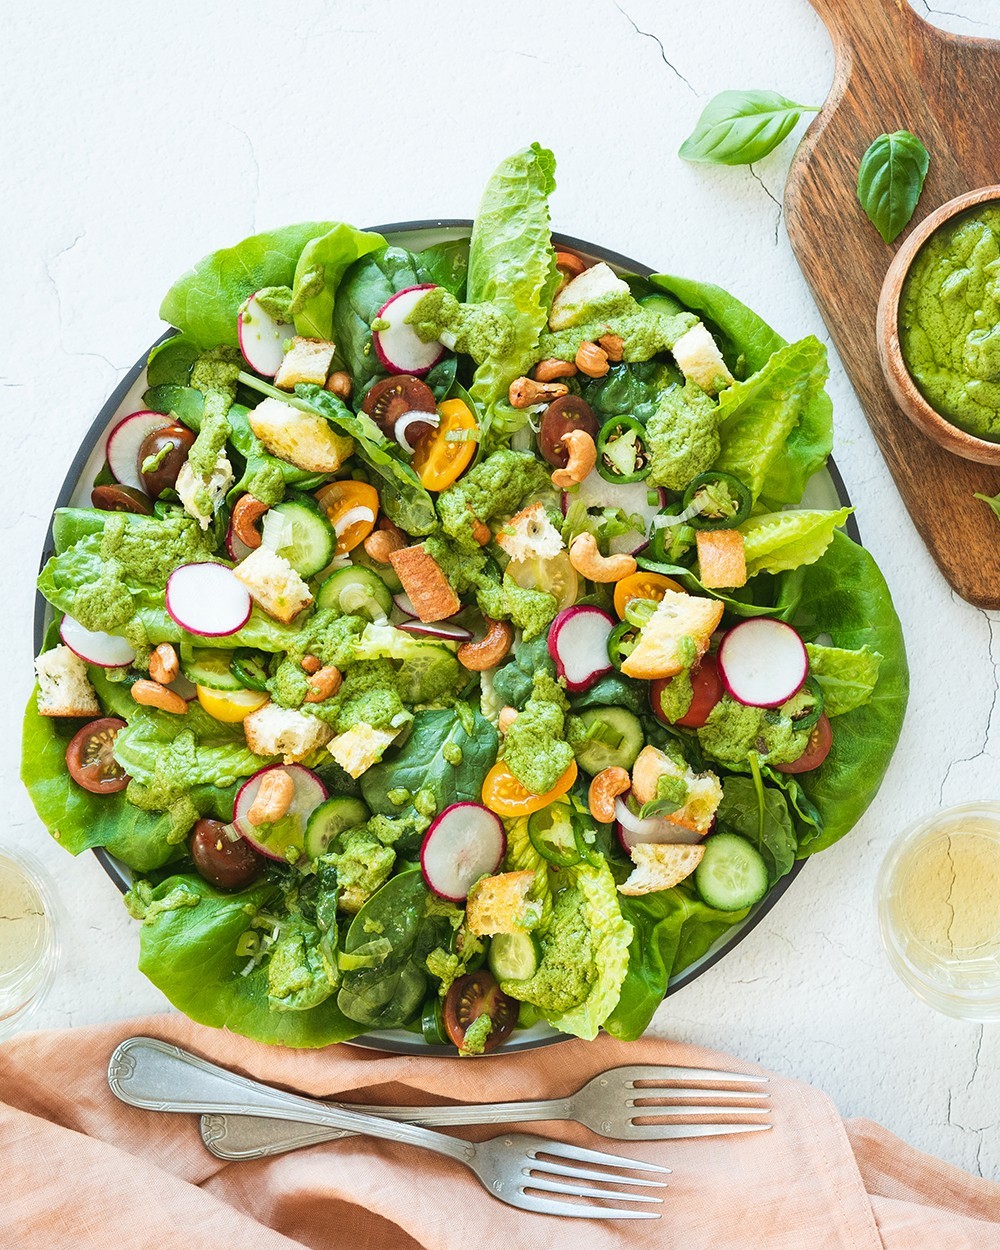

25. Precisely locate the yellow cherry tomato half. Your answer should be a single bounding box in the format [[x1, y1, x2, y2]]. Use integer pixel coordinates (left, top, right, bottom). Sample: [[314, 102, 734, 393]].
[[505, 549, 580, 613], [314, 480, 380, 554], [412, 398, 477, 492], [196, 684, 269, 723], [481, 759, 578, 818], [613, 571, 685, 619]]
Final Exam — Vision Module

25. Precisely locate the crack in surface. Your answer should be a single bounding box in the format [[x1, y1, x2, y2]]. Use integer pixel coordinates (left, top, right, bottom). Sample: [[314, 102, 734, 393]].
[[915, 0, 987, 27], [44, 233, 126, 376], [938, 613, 1000, 804], [614, 3, 698, 95], [229, 124, 261, 233], [748, 165, 783, 245]]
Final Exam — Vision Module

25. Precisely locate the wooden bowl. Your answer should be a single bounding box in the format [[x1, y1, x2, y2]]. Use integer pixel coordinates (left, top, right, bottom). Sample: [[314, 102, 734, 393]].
[[876, 184, 1000, 465]]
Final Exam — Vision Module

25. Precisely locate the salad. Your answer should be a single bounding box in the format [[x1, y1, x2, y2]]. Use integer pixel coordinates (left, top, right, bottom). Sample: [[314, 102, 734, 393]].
[[23, 144, 907, 1054]]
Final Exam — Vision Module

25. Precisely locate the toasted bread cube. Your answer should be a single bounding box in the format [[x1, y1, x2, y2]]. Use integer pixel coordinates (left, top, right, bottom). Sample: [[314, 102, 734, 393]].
[[175, 452, 234, 531], [630, 746, 722, 835], [696, 529, 747, 589], [34, 645, 100, 718], [388, 543, 461, 622], [248, 396, 354, 473], [466, 870, 540, 936], [243, 702, 333, 763], [671, 322, 734, 396], [233, 546, 313, 623], [619, 843, 705, 896], [549, 262, 631, 331], [496, 502, 564, 562], [274, 337, 336, 390], [327, 723, 399, 778], [621, 589, 723, 680]]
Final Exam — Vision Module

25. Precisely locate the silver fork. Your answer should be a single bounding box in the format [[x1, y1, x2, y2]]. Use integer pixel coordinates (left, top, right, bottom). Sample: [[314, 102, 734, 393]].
[[200, 1062, 770, 1160], [108, 1037, 668, 1220]]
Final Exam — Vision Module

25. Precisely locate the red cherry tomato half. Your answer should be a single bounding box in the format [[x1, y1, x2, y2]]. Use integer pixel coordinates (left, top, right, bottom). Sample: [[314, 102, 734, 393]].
[[649, 654, 724, 730], [443, 970, 518, 1053], [774, 712, 833, 774], [190, 819, 265, 891], [65, 717, 129, 794]]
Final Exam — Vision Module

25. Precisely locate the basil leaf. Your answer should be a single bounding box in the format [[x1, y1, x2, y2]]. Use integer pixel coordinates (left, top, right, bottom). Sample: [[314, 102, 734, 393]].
[[679, 90, 818, 166], [856, 130, 930, 244]]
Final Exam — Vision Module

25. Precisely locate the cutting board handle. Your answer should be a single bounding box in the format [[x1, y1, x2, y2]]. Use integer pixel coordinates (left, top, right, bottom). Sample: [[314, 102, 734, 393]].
[[807, 0, 920, 47]]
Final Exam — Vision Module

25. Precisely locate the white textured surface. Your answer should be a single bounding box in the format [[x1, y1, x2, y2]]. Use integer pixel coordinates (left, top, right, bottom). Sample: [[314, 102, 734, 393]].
[[4, 0, 999, 1179]]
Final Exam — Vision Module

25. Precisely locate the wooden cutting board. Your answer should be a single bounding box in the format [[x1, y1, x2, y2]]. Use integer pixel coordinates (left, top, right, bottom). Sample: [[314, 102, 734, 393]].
[[785, 0, 1000, 608]]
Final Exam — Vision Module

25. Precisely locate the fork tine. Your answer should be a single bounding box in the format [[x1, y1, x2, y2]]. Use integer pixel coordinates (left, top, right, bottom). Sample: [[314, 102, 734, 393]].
[[528, 1138, 670, 1174], [629, 1086, 769, 1101], [525, 1176, 663, 1204], [515, 1193, 660, 1219], [629, 1104, 770, 1117], [623, 1121, 772, 1141], [615, 1063, 768, 1084], [527, 1159, 668, 1186]]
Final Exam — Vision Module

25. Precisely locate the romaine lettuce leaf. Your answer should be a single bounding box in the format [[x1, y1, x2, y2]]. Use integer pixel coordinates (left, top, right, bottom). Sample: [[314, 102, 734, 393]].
[[739, 506, 852, 577], [504, 814, 554, 930], [112, 701, 266, 791], [806, 642, 882, 717], [290, 223, 387, 340]]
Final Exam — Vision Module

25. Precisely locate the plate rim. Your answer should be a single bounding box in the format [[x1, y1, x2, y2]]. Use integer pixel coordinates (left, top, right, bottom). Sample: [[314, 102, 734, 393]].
[[32, 219, 861, 1057]]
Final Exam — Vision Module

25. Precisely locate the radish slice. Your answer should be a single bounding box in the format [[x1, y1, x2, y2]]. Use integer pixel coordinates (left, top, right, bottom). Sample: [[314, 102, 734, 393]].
[[225, 519, 256, 563], [614, 797, 703, 850], [106, 411, 173, 490], [547, 606, 615, 693], [59, 614, 135, 668], [372, 285, 445, 376], [234, 764, 328, 861], [717, 618, 808, 708], [395, 410, 440, 454], [398, 619, 473, 643], [393, 589, 460, 620], [562, 473, 667, 556], [169, 672, 199, 702], [166, 562, 252, 637], [238, 292, 295, 377], [420, 802, 506, 901]]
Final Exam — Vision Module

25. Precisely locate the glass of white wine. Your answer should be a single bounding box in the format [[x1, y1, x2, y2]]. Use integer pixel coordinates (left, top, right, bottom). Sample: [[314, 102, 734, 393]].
[[0, 846, 59, 1038], [878, 802, 1000, 1021]]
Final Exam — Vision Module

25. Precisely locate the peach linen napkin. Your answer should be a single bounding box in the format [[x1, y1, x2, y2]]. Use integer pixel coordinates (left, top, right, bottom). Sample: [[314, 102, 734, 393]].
[[1, 1014, 998, 1250]]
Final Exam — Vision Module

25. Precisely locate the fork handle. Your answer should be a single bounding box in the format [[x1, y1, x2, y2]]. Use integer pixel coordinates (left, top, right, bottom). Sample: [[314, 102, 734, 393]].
[[108, 1037, 474, 1166]]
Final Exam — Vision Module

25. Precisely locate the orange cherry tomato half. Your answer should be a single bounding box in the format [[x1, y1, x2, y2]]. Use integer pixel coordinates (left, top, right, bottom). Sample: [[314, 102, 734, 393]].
[[314, 480, 380, 554], [411, 398, 477, 492], [774, 713, 833, 775], [649, 653, 724, 729], [613, 571, 684, 619], [481, 759, 578, 818]]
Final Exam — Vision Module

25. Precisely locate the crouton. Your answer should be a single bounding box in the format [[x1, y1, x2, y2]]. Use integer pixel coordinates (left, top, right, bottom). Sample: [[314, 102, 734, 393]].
[[34, 645, 100, 718], [630, 745, 722, 836], [549, 262, 630, 332], [175, 452, 234, 531], [671, 322, 734, 396], [248, 396, 354, 473], [327, 723, 399, 778], [621, 589, 723, 680], [496, 502, 564, 562], [274, 337, 336, 390], [619, 843, 705, 896], [466, 870, 540, 936], [233, 547, 313, 624], [243, 702, 334, 763], [696, 529, 747, 589], [388, 544, 461, 622]]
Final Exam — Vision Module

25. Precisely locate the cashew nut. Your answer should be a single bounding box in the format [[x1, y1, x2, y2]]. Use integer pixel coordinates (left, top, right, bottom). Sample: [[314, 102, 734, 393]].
[[457, 617, 514, 672], [364, 523, 406, 563], [588, 767, 631, 824], [575, 341, 610, 378], [304, 665, 342, 703], [131, 679, 188, 715], [508, 376, 570, 409], [532, 357, 578, 382], [232, 494, 269, 550], [555, 251, 587, 285], [247, 768, 295, 826], [498, 706, 519, 734], [472, 518, 491, 546], [325, 370, 353, 400], [148, 643, 179, 686], [300, 653, 322, 674], [569, 532, 637, 583], [598, 333, 625, 363], [550, 429, 597, 489]]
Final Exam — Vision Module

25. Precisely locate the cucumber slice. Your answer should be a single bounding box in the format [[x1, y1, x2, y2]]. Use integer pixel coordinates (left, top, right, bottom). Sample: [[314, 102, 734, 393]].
[[181, 648, 243, 691], [488, 931, 541, 982], [304, 796, 371, 860], [317, 566, 393, 621], [352, 542, 403, 593], [264, 495, 335, 577], [572, 706, 645, 775], [694, 833, 769, 912]]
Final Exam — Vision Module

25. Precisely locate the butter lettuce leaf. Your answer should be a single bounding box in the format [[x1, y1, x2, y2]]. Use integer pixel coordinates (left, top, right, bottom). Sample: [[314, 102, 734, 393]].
[[739, 507, 852, 577], [291, 223, 387, 340], [806, 642, 882, 717], [113, 701, 267, 790]]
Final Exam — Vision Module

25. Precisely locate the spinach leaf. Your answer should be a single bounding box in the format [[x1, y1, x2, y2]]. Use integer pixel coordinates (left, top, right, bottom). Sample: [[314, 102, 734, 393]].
[[331, 246, 425, 396], [160, 222, 342, 349], [361, 707, 499, 823], [649, 275, 833, 507], [143, 383, 205, 429], [290, 223, 387, 340], [569, 672, 648, 717], [146, 336, 199, 388], [679, 91, 818, 166], [716, 776, 796, 884], [414, 238, 470, 298], [856, 131, 930, 244]]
